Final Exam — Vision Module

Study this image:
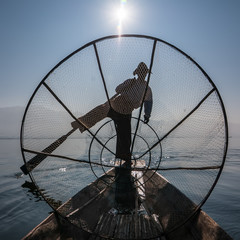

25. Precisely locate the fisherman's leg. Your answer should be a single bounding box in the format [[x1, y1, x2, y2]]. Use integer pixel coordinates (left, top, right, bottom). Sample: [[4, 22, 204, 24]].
[[71, 102, 110, 132], [112, 113, 135, 211], [115, 116, 132, 163]]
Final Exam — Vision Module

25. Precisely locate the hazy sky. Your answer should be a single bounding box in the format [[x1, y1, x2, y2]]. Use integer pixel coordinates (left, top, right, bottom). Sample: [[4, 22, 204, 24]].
[[0, 0, 239, 132]]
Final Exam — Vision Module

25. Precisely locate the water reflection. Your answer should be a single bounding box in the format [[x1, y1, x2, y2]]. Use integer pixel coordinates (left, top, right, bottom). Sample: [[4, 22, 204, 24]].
[[21, 180, 62, 208], [21, 181, 44, 202]]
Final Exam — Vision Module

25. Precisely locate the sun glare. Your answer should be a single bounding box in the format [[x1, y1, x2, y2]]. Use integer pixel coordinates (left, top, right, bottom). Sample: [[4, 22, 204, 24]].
[[115, 0, 129, 36], [117, 6, 127, 22]]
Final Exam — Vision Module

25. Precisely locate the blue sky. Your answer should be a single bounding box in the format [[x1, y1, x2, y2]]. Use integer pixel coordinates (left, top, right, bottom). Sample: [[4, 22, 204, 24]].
[[0, 0, 240, 135]]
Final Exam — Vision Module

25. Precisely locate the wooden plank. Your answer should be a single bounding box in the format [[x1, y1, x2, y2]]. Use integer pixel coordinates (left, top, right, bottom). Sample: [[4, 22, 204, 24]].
[[129, 214, 135, 239], [108, 214, 118, 238]]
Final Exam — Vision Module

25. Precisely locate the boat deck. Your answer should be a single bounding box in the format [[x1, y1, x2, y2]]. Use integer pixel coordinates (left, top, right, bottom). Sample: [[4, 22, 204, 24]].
[[22, 163, 233, 240], [88, 212, 164, 240]]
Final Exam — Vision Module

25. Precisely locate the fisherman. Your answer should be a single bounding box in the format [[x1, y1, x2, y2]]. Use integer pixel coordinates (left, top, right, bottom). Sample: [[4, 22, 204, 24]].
[[71, 61, 153, 147], [71, 62, 153, 212]]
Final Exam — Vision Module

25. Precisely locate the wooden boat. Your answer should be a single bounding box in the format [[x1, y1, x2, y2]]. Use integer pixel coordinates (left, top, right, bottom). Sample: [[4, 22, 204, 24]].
[[22, 161, 232, 240]]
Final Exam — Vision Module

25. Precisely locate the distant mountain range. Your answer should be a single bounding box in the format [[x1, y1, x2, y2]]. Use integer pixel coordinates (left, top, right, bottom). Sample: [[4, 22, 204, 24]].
[[0, 106, 24, 138], [0, 106, 239, 138]]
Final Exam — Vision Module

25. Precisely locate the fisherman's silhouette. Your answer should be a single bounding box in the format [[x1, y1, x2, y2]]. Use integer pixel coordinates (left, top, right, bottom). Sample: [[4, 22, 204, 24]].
[[71, 62, 153, 212], [72, 62, 152, 161]]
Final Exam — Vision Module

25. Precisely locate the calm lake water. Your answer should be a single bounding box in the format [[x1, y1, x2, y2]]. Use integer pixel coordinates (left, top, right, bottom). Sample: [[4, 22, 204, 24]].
[[0, 138, 239, 239]]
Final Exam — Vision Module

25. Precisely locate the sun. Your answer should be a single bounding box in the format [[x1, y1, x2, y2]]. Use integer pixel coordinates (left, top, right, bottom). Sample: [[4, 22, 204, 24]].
[[109, 0, 130, 36], [115, 1, 129, 36], [117, 5, 127, 22]]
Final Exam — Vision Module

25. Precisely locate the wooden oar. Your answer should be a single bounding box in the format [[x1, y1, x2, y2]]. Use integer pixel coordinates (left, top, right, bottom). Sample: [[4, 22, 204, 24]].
[[20, 128, 76, 175]]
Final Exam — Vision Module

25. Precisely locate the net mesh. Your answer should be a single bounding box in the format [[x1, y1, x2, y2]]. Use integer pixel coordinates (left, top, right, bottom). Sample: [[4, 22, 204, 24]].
[[21, 35, 227, 237]]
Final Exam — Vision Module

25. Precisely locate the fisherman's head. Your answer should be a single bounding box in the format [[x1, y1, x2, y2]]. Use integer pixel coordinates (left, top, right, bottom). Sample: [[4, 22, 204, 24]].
[[133, 62, 151, 79]]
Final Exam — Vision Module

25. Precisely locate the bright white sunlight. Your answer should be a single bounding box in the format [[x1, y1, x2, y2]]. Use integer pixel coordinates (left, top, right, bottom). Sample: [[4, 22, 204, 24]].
[[115, 0, 129, 35]]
